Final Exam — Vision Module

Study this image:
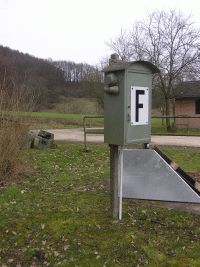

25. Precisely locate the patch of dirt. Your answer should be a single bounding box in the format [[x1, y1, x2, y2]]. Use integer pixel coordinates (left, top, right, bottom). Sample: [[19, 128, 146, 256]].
[[0, 163, 40, 188], [17, 163, 40, 177]]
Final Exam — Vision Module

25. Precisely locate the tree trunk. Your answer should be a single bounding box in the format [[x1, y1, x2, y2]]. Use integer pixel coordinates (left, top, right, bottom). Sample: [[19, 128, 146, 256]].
[[165, 97, 172, 131], [172, 98, 176, 129], [160, 106, 165, 126]]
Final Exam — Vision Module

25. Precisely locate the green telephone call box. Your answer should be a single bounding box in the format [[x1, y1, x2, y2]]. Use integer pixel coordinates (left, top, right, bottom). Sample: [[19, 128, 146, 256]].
[[104, 55, 159, 145]]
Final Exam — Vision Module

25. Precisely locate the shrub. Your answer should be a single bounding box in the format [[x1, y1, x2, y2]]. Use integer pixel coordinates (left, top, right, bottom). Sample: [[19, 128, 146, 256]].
[[0, 119, 28, 182], [0, 73, 37, 184]]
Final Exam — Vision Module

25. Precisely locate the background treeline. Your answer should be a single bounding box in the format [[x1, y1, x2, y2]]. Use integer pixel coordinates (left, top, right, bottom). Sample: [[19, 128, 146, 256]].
[[0, 45, 67, 110], [0, 45, 103, 111], [0, 45, 166, 113], [52, 60, 103, 106]]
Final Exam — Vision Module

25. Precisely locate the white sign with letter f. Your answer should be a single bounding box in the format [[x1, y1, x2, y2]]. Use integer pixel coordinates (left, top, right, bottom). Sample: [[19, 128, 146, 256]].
[[130, 86, 149, 126]]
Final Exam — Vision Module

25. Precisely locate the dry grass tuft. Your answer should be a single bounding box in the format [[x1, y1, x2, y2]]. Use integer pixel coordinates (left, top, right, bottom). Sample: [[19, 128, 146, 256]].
[[0, 70, 38, 183], [0, 119, 28, 183]]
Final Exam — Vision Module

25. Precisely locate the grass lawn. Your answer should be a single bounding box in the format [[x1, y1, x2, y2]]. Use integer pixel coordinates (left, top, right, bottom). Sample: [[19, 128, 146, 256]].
[[151, 118, 200, 135], [16, 111, 85, 120], [16, 112, 104, 129], [4, 111, 200, 135], [0, 144, 200, 266], [32, 115, 199, 136]]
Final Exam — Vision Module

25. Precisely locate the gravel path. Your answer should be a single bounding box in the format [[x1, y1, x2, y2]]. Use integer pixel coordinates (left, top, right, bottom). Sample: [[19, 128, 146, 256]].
[[46, 128, 200, 147]]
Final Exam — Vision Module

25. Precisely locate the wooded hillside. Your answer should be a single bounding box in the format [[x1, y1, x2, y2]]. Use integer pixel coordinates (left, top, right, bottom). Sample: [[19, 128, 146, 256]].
[[0, 46, 68, 110], [52, 60, 103, 105], [0, 46, 103, 111]]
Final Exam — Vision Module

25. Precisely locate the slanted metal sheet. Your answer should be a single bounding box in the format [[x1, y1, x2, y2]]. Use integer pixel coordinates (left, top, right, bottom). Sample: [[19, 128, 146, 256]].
[[121, 149, 200, 203]]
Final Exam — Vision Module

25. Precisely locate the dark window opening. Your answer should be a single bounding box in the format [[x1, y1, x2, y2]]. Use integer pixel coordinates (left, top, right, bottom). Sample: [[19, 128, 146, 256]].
[[195, 99, 200, 114]]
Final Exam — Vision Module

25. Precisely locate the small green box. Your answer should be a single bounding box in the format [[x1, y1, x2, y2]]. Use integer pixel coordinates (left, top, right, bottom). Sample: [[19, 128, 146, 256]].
[[103, 58, 159, 145]]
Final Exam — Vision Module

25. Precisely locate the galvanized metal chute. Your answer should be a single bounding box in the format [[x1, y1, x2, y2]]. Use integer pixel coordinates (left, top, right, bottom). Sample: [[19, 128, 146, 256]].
[[119, 148, 200, 204]]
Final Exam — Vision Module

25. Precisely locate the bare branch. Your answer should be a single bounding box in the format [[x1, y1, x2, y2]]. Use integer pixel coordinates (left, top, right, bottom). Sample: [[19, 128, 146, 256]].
[[106, 9, 200, 129]]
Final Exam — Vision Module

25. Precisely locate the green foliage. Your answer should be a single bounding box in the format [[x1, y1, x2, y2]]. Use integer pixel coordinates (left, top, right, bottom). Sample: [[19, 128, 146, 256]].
[[0, 144, 200, 266]]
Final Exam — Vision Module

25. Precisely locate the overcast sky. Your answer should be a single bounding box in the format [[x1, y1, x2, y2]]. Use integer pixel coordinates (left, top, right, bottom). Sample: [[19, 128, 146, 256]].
[[1, 0, 200, 65]]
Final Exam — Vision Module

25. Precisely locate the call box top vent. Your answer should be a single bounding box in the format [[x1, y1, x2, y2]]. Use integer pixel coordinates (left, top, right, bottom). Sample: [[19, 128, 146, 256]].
[[104, 60, 160, 74]]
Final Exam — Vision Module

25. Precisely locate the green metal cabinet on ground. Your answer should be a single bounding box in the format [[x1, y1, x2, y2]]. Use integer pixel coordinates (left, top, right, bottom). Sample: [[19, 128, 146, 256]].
[[104, 59, 159, 145]]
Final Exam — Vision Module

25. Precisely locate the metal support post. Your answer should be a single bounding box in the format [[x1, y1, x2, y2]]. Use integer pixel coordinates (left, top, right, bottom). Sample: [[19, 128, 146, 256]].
[[109, 144, 119, 219], [143, 143, 149, 149], [83, 117, 88, 151], [119, 147, 123, 220]]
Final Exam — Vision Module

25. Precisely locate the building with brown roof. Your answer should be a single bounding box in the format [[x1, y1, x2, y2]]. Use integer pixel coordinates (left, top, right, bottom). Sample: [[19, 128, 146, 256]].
[[174, 81, 200, 129]]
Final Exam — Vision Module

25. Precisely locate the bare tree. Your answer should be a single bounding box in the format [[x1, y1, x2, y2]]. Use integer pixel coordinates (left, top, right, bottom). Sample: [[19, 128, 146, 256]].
[[107, 30, 134, 61], [107, 10, 200, 130]]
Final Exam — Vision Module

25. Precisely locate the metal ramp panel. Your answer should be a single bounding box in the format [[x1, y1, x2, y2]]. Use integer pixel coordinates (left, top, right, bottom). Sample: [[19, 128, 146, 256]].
[[121, 149, 200, 203]]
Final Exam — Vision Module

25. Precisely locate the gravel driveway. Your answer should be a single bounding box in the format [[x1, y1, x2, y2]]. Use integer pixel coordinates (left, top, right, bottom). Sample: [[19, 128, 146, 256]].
[[46, 128, 200, 147]]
